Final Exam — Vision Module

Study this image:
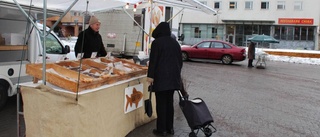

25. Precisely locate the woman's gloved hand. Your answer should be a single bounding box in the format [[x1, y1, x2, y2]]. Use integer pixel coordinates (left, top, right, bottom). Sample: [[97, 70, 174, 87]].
[[147, 77, 154, 85]]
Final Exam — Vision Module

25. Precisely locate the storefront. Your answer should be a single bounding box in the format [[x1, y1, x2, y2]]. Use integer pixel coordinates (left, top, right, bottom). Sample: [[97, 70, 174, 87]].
[[274, 18, 317, 50], [180, 23, 224, 45], [222, 20, 275, 47], [180, 18, 318, 50]]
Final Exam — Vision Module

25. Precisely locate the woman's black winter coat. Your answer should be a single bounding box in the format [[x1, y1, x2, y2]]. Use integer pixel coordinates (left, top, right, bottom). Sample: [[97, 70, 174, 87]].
[[147, 22, 183, 92]]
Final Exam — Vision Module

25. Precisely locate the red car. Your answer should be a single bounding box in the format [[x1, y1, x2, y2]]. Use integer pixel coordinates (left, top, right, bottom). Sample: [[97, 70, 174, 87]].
[[181, 40, 246, 64]]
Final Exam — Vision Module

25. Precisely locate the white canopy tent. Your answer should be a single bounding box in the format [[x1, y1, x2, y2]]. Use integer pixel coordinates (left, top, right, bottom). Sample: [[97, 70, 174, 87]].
[[2, 0, 217, 14], [3, 0, 217, 41], [3, 0, 217, 83], [2, 0, 140, 12]]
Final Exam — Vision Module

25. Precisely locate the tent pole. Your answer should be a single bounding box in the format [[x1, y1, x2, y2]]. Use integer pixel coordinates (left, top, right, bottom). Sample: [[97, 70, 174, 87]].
[[166, 8, 184, 23], [42, 0, 47, 85], [147, 0, 154, 55]]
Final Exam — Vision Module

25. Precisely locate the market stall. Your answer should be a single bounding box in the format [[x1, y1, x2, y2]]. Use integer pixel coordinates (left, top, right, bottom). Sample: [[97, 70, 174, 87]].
[[20, 57, 156, 137]]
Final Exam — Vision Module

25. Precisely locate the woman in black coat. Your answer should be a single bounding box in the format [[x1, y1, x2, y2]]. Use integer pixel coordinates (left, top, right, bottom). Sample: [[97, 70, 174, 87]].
[[147, 22, 183, 136]]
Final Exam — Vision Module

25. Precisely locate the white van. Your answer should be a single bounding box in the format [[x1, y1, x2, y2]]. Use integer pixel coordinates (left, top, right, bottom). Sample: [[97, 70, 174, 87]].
[[0, 3, 71, 110]]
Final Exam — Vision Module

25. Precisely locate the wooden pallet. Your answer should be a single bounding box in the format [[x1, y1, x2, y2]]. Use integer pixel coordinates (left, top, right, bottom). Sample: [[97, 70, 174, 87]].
[[26, 57, 147, 92]]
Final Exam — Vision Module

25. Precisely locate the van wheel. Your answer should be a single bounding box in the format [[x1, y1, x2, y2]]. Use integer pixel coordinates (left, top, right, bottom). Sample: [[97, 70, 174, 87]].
[[221, 55, 233, 65], [0, 84, 8, 111], [182, 52, 189, 61]]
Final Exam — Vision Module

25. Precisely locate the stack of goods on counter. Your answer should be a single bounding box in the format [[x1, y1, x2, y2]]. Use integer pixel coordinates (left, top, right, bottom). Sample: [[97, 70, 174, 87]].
[[26, 57, 147, 92]]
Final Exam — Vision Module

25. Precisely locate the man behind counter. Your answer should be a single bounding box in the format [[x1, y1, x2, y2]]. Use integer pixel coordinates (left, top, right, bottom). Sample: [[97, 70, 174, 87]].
[[74, 16, 107, 58]]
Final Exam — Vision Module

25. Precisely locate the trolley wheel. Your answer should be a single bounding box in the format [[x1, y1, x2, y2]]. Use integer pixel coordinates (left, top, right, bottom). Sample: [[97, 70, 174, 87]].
[[189, 132, 197, 137], [256, 65, 266, 69], [182, 52, 189, 61], [204, 127, 212, 137], [256, 62, 266, 69]]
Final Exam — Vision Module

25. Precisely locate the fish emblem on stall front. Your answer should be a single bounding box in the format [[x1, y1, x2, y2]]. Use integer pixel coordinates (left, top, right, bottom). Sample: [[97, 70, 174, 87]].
[[125, 87, 143, 111]]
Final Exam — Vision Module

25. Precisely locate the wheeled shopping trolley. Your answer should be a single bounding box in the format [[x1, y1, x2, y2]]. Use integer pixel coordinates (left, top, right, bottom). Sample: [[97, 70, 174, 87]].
[[177, 90, 217, 137], [256, 53, 267, 69]]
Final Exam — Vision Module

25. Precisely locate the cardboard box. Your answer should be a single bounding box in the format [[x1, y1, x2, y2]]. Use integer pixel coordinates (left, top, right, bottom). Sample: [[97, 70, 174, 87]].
[[1, 33, 25, 45]]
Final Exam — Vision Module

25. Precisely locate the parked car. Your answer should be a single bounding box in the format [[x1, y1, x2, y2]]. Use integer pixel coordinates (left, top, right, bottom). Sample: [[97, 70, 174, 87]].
[[181, 40, 246, 64]]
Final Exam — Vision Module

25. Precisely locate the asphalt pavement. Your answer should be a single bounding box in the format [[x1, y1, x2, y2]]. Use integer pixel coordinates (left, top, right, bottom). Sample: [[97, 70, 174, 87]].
[[1, 59, 320, 137], [127, 59, 320, 137], [0, 95, 25, 137]]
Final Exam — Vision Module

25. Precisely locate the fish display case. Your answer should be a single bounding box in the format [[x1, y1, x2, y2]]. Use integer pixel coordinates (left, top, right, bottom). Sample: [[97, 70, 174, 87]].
[[26, 57, 148, 92]]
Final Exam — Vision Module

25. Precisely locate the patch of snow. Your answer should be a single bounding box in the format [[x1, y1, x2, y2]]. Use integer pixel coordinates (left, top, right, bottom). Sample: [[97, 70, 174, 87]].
[[248, 48, 320, 65]]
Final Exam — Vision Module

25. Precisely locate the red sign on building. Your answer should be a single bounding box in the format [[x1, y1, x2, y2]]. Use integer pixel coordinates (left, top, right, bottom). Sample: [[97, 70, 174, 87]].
[[278, 18, 314, 25]]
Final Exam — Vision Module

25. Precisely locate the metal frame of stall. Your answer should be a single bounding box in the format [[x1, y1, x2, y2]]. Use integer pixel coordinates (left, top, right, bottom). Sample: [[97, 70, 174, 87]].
[[11, 0, 217, 136], [11, 1, 148, 136], [12, 0, 79, 136]]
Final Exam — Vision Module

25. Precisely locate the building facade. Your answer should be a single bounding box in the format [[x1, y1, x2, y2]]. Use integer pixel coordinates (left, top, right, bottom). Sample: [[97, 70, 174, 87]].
[[177, 0, 320, 50]]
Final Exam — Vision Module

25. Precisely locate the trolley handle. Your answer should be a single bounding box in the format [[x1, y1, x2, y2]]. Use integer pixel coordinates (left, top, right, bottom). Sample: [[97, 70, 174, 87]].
[[177, 90, 186, 101]]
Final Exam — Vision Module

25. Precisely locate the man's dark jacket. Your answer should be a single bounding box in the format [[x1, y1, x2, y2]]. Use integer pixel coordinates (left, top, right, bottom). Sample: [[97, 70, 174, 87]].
[[74, 27, 107, 58], [147, 22, 183, 92]]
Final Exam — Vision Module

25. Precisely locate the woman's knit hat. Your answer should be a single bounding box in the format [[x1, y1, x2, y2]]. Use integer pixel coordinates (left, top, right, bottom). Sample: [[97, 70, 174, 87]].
[[89, 16, 100, 25]]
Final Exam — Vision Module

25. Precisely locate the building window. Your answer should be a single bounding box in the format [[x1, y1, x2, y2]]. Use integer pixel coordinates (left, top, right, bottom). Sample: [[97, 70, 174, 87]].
[[294, 1, 302, 10], [194, 27, 201, 38], [229, 2, 237, 9], [280, 27, 287, 40], [214, 1, 221, 9], [245, 1, 253, 9], [261, 1, 269, 9], [287, 27, 294, 40], [294, 27, 300, 40], [73, 12, 80, 16], [307, 27, 314, 40], [199, 1, 207, 5], [277, 1, 285, 10], [274, 26, 281, 39], [301, 27, 307, 40], [133, 14, 142, 26], [260, 25, 270, 35], [275, 26, 314, 41], [212, 27, 217, 38]]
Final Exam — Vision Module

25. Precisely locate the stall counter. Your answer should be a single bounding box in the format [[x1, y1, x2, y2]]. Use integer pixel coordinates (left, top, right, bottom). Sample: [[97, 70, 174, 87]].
[[20, 76, 156, 137]]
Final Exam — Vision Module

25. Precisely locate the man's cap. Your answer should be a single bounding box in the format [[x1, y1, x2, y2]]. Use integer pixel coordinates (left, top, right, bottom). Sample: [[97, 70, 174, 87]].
[[89, 16, 100, 25]]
